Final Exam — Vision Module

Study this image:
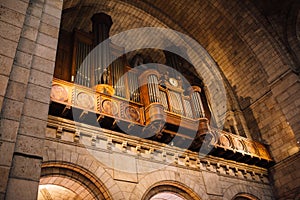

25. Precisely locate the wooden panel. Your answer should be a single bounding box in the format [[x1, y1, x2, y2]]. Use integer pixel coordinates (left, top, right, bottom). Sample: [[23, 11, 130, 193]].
[[54, 30, 73, 81]]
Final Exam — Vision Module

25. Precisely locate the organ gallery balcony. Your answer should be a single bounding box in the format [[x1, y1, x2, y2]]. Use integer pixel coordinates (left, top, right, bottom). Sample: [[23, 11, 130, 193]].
[[50, 12, 273, 168], [49, 78, 273, 167]]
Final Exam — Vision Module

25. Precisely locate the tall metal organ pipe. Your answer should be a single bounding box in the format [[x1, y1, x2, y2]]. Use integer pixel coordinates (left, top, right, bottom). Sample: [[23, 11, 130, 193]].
[[91, 13, 113, 86], [191, 90, 205, 118], [147, 75, 160, 103]]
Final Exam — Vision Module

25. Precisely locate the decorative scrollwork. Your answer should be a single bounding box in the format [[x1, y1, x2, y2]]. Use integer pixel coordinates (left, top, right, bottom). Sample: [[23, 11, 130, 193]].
[[51, 84, 68, 102], [219, 135, 231, 147], [246, 142, 258, 155], [76, 92, 94, 110], [125, 106, 140, 122], [234, 138, 244, 151], [101, 99, 118, 116]]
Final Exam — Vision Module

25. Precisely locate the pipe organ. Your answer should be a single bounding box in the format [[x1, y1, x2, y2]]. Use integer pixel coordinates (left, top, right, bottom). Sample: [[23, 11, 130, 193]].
[[50, 12, 273, 167]]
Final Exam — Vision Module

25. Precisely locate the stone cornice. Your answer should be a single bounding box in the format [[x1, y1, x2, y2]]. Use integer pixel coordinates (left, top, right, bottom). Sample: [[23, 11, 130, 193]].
[[47, 115, 270, 184]]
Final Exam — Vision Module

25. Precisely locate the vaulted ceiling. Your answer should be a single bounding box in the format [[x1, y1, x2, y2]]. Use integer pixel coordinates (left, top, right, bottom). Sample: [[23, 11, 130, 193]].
[[59, 0, 296, 110]]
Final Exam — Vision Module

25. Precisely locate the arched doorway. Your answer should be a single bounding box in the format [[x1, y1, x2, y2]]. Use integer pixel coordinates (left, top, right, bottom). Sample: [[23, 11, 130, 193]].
[[143, 183, 201, 200], [150, 192, 186, 200], [38, 162, 112, 200], [232, 193, 259, 200]]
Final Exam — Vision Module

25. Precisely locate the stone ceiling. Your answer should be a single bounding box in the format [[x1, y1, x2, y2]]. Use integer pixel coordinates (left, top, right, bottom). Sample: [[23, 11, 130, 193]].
[[59, 0, 297, 111]]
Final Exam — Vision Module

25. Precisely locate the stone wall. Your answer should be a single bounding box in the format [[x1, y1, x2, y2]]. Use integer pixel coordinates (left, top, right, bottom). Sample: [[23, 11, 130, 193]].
[[0, 0, 62, 199], [41, 117, 274, 200], [269, 152, 300, 199], [0, 0, 299, 199]]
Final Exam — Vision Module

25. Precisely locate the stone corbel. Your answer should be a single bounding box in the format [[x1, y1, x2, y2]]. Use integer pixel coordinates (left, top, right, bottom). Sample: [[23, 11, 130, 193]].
[[122, 141, 127, 152], [91, 134, 97, 146], [107, 137, 113, 150], [56, 126, 63, 139], [74, 130, 80, 142]]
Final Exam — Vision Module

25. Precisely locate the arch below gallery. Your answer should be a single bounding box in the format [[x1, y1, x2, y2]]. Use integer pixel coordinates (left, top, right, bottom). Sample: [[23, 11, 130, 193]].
[[223, 184, 264, 200], [232, 193, 260, 200], [142, 181, 202, 200], [38, 162, 113, 200]]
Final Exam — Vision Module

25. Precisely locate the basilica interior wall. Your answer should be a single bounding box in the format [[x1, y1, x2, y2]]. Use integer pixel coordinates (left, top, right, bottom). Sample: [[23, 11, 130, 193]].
[[0, 0, 299, 199]]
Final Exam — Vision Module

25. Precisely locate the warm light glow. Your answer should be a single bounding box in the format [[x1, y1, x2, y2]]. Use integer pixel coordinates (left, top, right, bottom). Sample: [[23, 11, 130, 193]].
[[150, 192, 186, 200], [38, 184, 81, 200]]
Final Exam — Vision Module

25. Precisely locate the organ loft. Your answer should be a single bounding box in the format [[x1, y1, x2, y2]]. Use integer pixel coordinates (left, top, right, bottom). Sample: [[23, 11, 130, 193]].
[[50, 12, 272, 167]]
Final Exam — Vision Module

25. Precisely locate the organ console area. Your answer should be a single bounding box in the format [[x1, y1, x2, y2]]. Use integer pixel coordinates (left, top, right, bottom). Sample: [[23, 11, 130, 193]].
[[50, 13, 273, 167]]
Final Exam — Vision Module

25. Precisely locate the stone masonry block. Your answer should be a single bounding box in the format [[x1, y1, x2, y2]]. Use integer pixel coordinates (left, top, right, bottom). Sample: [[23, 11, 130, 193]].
[[26, 83, 51, 103], [9, 65, 30, 84], [0, 21, 22, 42], [41, 13, 61, 28], [15, 135, 44, 157], [23, 98, 49, 120], [39, 22, 59, 38], [44, 3, 62, 18], [202, 171, 222, 195], [0, 119, 19, 142], [10, 154, 42, 181], [24, 14, 40, 29], [21, 25, 38, 41], [0, 0, 28, 14], [14, 50, 33, 69], [1, 99, 23, 121], [5, 81, 27, 101], [0, 166, 9, 193], [26, 2, 43, 18], [0, 55, 14, 76], [34, 43, 57, 61], [31, 55, 55, 74], [29, 69, 53, 88], [17, 37, 36, 54], [0, 75, 9, 96], [18, 37, 35, 54], [0, 141, 15, 166], [37, 32, 58, 49], [5, 178, 39, 200], [0, 96, 3, 113], [45, 0, 63, 10], [19, 115, 47, 138], [0, 36, 18, 58], [0, 5, 26, 28]]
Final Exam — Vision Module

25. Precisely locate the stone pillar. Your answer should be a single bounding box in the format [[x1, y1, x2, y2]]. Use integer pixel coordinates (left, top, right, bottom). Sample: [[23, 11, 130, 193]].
[[0, 0, 30, 199], [0, 0, 63, 199]]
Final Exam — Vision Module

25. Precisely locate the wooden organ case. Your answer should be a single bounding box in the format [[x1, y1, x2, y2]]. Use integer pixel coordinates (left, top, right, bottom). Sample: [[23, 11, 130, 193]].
[[50, 13, 273, 167]]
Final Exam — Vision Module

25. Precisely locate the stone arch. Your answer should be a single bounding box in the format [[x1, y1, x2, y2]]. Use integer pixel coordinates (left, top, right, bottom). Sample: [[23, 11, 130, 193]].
[[40, 161, 112, 199], [223, 184, 263, 200], [129, 170, 209, 200], [42, 147, 126, 200], [142, 181, 202, 200], [232, 193, 260, 200]]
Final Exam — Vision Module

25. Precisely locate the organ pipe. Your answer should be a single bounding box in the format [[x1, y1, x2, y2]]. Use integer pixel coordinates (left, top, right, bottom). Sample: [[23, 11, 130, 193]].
[[147, 75, 160, 103], [159, 90, 169, 110], [91, 13, 113, 86], [191, 90, 205, 118], [128, 71, 140, 102], [75, 41, 93, 87], [169, 91, 184, 115], [184, 98, 193, 118]]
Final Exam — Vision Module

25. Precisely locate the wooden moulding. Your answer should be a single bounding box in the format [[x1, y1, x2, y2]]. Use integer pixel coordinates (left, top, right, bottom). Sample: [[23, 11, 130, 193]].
[[93, 84, 115, 96], [49, 78, 274, 166]]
